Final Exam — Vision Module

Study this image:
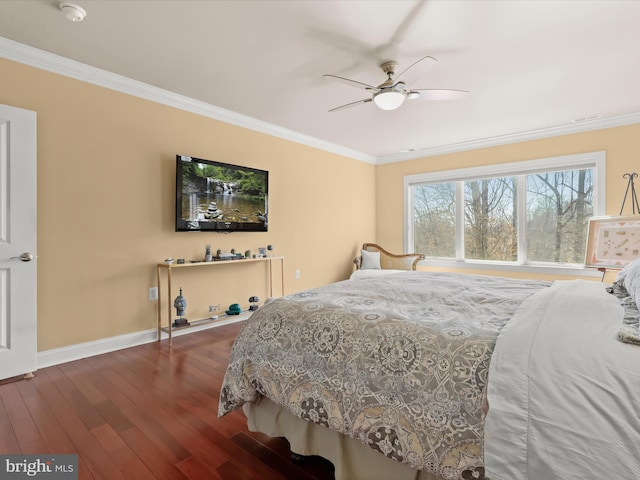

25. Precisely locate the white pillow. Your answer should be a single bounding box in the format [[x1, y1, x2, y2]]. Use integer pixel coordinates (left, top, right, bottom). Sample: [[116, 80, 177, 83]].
[[616, 258, 640, 311], [360, 249, 381, 270]]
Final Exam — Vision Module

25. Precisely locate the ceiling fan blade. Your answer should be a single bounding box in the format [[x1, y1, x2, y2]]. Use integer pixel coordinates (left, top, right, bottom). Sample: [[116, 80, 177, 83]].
[[328, 98, 372, 112], [409, 89, 469, 101], [395, 55, 437, 85], [323, 74, 377, 90]]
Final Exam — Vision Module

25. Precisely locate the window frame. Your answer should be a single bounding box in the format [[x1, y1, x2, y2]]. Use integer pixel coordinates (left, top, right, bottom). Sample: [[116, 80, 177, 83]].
[[403, 151, 606, 276]]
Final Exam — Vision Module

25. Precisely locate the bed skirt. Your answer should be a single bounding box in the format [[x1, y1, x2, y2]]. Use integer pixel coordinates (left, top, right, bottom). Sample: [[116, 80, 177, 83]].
[[243, 398, 444, 480]]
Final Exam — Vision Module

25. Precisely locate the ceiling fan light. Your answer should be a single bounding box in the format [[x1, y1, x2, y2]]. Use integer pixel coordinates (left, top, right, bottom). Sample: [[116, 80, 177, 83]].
[[373, 90, 405, 110]]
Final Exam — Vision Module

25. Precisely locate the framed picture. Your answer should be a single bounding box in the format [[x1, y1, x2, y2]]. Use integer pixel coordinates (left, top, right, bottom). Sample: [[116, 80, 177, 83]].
[[585, 215, 640, 268]]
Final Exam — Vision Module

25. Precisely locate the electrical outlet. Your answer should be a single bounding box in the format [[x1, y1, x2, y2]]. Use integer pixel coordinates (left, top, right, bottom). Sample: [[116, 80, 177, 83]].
[[295, 269, 301, 280], [149, 287, 158, 301]]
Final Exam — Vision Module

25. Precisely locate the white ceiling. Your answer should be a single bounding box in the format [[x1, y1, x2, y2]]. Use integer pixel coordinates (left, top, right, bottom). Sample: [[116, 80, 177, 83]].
[[1, 0, 640, 164]]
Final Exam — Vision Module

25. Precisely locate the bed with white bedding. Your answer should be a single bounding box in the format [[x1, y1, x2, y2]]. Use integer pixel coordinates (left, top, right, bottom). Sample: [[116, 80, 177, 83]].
[[486, 279, 640, 479], [218, 269, 640, 480]]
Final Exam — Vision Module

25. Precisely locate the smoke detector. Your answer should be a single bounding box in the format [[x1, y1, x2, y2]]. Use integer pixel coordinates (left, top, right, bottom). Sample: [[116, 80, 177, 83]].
[[59, 2, 86, 22]]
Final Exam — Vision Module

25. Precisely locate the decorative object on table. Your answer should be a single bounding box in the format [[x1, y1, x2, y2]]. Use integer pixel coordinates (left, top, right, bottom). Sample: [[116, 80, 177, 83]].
[[225, 303, 242, 315], [205, 244, 212, 262], [267, 245, 273, 256], [258, 247, 267, 258], [177, 258, 185, 264], [249, 296, 260, 311], [230, 248, 236, 255], [208, 304, 220, 320], [173, 288, 189, 327], [244, 250, 252, 259], [164, 258, 174, 265]]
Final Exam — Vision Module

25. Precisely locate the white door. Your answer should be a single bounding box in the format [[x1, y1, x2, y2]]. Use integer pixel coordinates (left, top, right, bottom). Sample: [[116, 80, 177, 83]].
[[0, 104, 37, 380]]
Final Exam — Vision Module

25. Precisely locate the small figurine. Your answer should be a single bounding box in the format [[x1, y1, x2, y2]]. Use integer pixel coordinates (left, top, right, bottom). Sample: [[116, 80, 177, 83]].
[[225, 303, 242, 316], [249, 296, 260, 311], [173, 287, 189, 327]]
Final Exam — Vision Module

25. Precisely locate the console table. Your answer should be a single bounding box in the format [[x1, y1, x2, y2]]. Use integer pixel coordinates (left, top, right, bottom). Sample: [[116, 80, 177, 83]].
[[156, 256, 284, 345]]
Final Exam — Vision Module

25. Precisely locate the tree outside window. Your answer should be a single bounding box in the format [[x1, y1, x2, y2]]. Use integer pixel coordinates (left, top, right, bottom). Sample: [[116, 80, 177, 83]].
[[526, 169, 593, 264], [407, 153, 601, 268], [464, 177, 516, 261], [413, 183, 455, 257]]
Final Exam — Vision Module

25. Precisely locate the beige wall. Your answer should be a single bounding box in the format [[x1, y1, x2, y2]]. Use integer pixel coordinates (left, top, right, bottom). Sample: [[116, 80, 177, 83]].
[[1, 59, 376, 351], [4, 55, 639, 352], [376, 124, 640, 283]]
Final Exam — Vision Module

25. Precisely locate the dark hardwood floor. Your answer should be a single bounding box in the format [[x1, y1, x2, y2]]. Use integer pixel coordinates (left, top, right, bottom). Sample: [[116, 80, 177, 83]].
[[0, 322, 335, 479]]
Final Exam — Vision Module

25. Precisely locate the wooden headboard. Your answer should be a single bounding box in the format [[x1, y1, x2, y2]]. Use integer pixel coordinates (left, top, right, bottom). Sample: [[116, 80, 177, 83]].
[[354, 243, 424, 271]]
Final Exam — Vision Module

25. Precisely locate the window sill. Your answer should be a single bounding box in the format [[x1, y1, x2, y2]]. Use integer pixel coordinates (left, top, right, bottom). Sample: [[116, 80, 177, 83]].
[[418, 259, 606, 278]]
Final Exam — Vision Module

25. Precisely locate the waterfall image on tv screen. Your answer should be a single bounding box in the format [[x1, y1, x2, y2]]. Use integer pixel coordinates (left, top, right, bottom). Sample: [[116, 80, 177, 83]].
[[175, 155, 268, 232]]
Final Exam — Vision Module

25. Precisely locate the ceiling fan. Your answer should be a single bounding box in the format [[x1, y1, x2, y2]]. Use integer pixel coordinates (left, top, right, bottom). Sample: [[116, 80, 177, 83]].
[[323, 55, 469, 112]]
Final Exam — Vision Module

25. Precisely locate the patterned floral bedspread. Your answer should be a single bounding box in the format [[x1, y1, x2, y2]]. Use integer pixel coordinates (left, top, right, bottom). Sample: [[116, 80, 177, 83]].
[[218, 272, 550, 479]]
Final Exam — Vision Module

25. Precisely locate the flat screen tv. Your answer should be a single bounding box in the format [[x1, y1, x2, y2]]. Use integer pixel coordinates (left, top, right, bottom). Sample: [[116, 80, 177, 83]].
[[175, 154, 268, 232]]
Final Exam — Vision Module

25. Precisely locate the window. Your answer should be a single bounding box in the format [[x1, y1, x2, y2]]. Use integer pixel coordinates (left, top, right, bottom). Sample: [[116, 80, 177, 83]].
[[404, 152, 605, 270]]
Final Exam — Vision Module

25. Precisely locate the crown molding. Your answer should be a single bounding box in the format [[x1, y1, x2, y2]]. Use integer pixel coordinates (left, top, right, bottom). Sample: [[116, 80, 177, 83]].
[[2, 36, 638, 167], [377, 112, 640, 164], [0, 37, 376, 165]]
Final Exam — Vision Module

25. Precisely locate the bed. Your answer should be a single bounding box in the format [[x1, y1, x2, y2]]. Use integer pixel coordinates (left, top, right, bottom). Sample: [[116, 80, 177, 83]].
[[218, 260, 640, 479]]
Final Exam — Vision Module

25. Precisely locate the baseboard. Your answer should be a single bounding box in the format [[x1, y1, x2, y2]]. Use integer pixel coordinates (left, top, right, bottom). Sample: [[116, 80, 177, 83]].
[[36, 316, 244, 369]]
